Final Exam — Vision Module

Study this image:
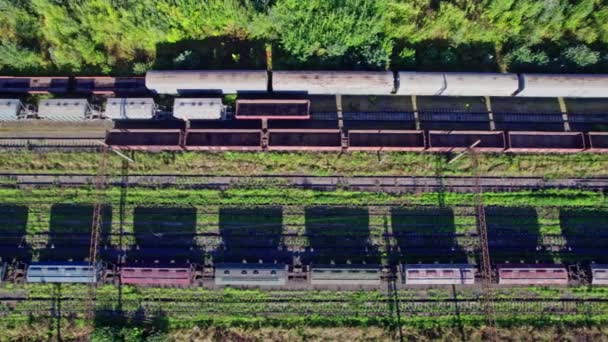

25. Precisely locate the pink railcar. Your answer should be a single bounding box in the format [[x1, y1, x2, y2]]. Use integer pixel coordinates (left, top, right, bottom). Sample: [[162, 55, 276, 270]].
[[497, 264, 569, 285], [120, 264, 193, 286]]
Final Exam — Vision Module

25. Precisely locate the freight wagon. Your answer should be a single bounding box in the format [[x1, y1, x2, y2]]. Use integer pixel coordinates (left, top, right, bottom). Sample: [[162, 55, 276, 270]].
[[26, 262, 104, 284], [4, 261, 607, 288], [497, 264, 569, 285]]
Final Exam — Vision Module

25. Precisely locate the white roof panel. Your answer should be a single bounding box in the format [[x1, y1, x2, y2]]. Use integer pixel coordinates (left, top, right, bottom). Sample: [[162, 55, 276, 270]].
[[273, 71, 394, 95], [442, 72, 519, 96], [518, 74, 608, 98], [397, 72, 446, 95], [214, 263, 287, 286], [105, 98, 156, 120], [398, 72, 518, 96], [173, 98, 224, 120], [145, 70, 268, 94], [0, 99, 21, 121], [38, 99, 89, 121]]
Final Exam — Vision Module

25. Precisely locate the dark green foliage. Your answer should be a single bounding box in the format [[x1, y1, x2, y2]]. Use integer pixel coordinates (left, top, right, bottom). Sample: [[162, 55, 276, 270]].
[[0, 0, 607, 74], [268, 0, 393, 69]]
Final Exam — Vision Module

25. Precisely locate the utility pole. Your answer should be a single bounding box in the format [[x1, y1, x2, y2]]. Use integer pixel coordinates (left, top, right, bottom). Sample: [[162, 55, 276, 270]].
[[87, 142, 134, 318], [86, 144, 109, 318]]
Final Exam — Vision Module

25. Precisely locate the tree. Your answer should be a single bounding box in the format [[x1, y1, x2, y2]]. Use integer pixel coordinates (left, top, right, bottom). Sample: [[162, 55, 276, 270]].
[[268, 0, 393, 69]]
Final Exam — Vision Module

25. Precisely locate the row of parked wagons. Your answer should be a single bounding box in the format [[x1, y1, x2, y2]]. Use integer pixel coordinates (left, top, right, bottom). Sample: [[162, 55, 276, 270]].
[[2, 72, 608, 97], [107, 129, 608, 153], [1, 262, 607, 287]]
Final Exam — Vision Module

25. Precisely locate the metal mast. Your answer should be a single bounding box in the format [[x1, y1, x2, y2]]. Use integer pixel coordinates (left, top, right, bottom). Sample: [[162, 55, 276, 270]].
[[449, 141, 496, 337], [470, 147, 497, 334], [86, 144, 109, 316]]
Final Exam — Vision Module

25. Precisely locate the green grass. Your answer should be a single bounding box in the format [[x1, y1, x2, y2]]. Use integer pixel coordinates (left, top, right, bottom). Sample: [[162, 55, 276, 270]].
[[1, 186, 605, 264], [2, 284, 608, 331], [1, 151, 608, 177], [0, 186, 605, 208]]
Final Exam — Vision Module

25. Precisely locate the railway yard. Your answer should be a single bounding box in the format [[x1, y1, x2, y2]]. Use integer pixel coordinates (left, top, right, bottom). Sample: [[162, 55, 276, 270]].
[[1, 70, 608, 340]]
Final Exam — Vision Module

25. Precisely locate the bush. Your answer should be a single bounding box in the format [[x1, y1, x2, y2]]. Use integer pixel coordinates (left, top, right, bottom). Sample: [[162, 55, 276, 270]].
[[561, 45, 600, 67]]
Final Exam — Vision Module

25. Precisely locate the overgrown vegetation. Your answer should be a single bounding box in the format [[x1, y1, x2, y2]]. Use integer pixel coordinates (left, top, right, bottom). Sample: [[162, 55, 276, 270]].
[[2, 284, 608, 342], [1, 151, 608, 178], [0, 187, 605, 208], [1, 0, 607, 74]]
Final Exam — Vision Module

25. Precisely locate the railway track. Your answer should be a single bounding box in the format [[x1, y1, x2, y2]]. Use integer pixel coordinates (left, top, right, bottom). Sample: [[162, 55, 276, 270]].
[[2, 173, 608, 192], [2, 296, 608, 318]]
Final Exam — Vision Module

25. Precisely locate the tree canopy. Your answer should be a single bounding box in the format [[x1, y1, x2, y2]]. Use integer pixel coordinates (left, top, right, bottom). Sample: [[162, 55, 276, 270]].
[[0, 0, 607, 74]]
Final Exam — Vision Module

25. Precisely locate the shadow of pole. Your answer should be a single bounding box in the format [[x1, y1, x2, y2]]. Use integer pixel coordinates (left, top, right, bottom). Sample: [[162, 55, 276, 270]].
[[51, 283, 62, 342], [451, 285, 466, 342], [383, 216, 403, 342], [434, 154, 446, 208], [117, 159, 130, 313]]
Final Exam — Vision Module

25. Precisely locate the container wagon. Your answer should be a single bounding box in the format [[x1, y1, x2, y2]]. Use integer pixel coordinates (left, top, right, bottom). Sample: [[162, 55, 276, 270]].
[[26, 262, 103, 284], [214, 263, 287, 286], [402, 264, 475, 285], [120, 263, 199, 286], [497, 264, 569, 285], [591, 265, 608, 285], [309, 265, 382, 286]]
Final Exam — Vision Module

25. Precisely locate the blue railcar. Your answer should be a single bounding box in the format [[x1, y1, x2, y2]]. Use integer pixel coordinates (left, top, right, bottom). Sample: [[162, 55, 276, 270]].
[[26, 262, 103, 284]]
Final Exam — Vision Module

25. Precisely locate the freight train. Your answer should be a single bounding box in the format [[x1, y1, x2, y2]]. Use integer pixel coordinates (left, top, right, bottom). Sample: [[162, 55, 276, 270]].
[[1, 71, 607, 153], [1, 261, 607, 288], [2, 71, 608, 97]]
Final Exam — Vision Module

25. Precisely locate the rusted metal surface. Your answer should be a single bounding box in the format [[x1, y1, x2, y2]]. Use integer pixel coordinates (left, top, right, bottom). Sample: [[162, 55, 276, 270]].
[[0, 76, 69, 94], [497, 264, 569, 285], [267, 129, 342, 151], [235, 99, 310, 120], [105, 129, 183, 150], [74, 77, 147, 95], [428, 130, 505, 152], [347, 129, 425, 151], [589, 132, 608, 152], [507, 131, 585, 153], [185, 129, 262, 151]]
